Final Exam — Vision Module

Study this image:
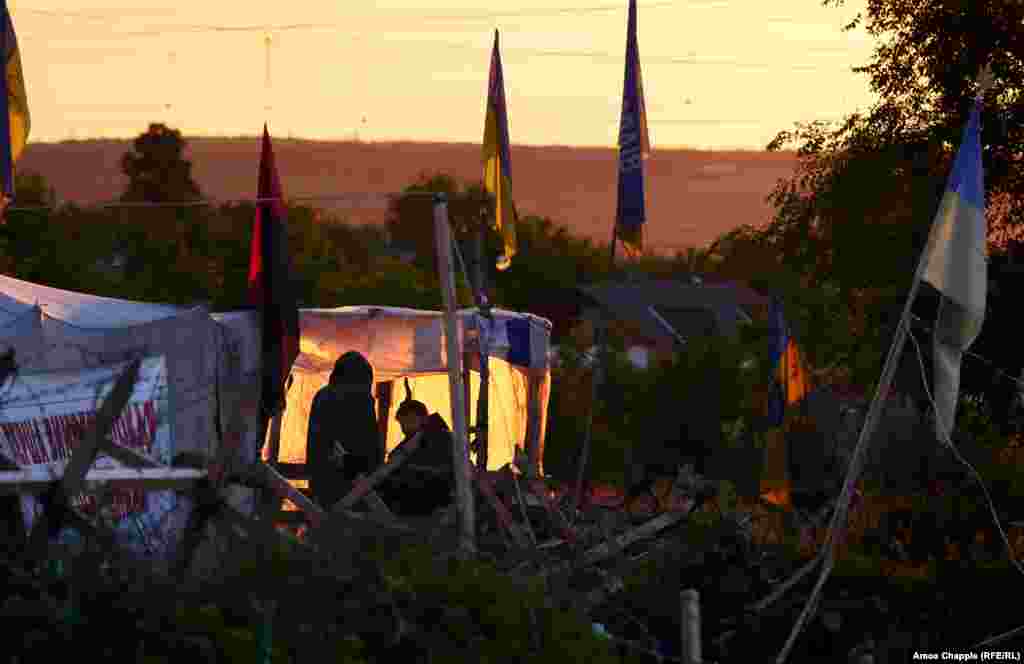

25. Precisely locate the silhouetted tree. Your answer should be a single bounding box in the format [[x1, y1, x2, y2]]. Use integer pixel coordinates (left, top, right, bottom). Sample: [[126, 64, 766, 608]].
[[120, 123, 202, 203], [385, 172, 490, 274]]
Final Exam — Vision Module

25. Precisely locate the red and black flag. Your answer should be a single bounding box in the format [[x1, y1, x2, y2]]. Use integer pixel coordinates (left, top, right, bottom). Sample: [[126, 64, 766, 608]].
[[248, 124, 300, 422]]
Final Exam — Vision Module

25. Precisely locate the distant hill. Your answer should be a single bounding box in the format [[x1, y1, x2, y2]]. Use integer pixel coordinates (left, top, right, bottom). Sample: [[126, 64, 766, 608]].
[[19, 138, 797, 252]]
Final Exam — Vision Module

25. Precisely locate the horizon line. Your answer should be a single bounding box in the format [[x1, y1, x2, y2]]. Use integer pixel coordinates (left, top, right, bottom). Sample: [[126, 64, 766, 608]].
[[29, 134, 794, 154]]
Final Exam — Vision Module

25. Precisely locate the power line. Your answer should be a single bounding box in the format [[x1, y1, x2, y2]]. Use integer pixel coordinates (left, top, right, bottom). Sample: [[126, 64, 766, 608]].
[[16, 2, 682, 27], [14, 5, 858, 74]]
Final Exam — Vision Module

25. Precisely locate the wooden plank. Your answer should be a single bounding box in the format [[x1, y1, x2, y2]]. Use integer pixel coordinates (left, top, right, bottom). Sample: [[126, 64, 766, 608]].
[[474, 470, 530, 549], [260, 463, 326, 528], [0, 468, 205, 495], [24, 359, 141, 562], [62, 360, 142, 498], [526, 477, 578, 545], [275, 463, 308, 480], [99, 441, 161, 469], [330, 431, 423, 513], [530, 502, 697, 585], [256, 463, 413, 534], [364, 488, 395, 521]]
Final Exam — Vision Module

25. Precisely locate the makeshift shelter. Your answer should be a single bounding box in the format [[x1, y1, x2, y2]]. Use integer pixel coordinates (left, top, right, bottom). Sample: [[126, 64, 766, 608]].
[[263, 306, 552, 474], [0, 274, 263, 558], [578, 279, 768, 346], [0, 274, 237, 463]]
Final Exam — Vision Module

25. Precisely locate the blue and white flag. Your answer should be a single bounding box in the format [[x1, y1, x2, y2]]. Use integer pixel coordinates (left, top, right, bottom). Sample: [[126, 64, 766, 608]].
[[921, 90, 987, 441]]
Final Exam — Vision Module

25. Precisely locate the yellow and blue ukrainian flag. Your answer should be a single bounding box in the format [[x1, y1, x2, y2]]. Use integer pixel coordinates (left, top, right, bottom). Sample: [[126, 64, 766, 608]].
[[767, 298, 810, 427], [0, 1, 29, 200], [762, 298, 811, 508], [483, 29, 516, 271], [614, 0, 650, 259]]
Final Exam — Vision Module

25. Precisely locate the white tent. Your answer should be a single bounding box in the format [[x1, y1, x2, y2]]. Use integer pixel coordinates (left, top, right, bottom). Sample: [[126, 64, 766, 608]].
[[0, 273, 553, 488], [251, 306, 553, 473]]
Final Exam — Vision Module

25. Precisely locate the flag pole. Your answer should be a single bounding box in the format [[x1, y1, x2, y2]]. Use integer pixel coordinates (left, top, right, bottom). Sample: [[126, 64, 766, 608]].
[[572, 225, 615, 514], [774, 64, 994, 663], [434, 193, 476, 557], [775, 215, 928, 663], [474, 203, 491, 473]]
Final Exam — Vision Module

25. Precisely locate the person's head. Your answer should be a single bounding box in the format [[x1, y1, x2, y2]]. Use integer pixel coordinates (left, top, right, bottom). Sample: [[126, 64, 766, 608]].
[[329, 351, 374, 390], [396, 399, 429, 437]]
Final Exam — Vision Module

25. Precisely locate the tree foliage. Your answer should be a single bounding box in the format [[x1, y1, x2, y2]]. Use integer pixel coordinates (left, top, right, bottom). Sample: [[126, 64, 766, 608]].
[[737, 0, 1024, 389], [121, 123, 203, 204]]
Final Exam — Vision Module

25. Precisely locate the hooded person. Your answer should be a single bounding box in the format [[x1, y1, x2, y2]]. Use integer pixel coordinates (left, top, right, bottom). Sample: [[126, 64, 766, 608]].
[[306, 351, 383, 508]]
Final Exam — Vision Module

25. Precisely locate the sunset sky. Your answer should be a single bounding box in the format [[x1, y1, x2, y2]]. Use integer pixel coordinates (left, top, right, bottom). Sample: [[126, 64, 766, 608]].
[[13, 0, 877, 149]]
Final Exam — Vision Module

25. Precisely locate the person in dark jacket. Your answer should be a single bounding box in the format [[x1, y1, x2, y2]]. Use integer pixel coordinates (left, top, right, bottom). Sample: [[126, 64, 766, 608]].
[[377, 399, 456, 517], [306, 351, 383, 508]]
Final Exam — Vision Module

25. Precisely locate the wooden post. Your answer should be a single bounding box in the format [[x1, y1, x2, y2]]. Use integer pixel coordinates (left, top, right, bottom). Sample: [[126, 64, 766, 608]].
[[258, 396, 287, 520], [680, 589, 701, 664], [434, 193, 475, 556]]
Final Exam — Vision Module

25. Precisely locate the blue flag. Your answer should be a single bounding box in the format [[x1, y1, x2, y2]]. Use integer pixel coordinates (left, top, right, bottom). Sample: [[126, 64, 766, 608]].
[[614, 0, 649, 259]]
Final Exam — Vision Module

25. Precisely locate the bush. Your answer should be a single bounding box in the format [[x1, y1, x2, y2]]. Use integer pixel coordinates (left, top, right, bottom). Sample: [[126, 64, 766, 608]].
[[377, 544, 624, 664]]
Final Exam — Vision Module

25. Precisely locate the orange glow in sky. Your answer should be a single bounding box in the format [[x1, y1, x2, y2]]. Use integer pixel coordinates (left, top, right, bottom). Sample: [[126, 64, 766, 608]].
[[12, 0, 876, 149]]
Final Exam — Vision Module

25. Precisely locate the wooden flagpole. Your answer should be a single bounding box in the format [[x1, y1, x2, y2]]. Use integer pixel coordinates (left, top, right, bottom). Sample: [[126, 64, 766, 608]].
[[433, 193, 476, 556]]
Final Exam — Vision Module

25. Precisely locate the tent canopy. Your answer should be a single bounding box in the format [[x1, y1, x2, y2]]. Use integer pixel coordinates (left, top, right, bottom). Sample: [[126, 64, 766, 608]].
[[295, 306, 551, 378], [273, 306, 552, 472], [0, 273, 185, 329]]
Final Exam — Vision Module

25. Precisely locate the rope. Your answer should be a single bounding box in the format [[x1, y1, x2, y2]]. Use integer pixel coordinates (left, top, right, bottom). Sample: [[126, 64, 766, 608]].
[[905, 326, 1024, 580], [911, 313, 1024, 390]]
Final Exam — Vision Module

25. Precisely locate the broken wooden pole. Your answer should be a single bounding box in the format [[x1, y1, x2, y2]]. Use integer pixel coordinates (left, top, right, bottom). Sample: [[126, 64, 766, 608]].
[[24, 358, 141, 564], [330, 431, 423, 512], [680, 588, 701, 664], [474, 470, 531, 549]]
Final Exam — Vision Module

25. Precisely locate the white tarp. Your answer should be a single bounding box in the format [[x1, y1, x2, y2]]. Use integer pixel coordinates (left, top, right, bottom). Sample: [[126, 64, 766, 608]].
[[0, 274, 222, 461], [271, 306, 551, 472], [0, 275, 253, 548], [0, 357, 180, 558]]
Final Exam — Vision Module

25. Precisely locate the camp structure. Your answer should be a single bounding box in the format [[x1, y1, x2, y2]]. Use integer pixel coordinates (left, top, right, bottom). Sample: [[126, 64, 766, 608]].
[[0, 273, 265, 558], [0, 273, 248, 465], [243, 305, 553, 475], [0, 274, 552, 553], [578, 278, 769, 348]]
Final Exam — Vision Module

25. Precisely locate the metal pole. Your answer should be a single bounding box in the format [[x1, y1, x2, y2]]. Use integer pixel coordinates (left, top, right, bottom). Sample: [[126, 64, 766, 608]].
[[572, 317, 604, 514], [474, 219, 491, 472], [680, 589, 702, 664], [433, 193, 476, 556], [572, 225, 619, 513]]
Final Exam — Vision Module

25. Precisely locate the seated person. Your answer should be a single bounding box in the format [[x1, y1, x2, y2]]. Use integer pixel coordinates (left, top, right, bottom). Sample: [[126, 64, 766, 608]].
[[306, 351, 383, 509], [377, 400, 456, 517]]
